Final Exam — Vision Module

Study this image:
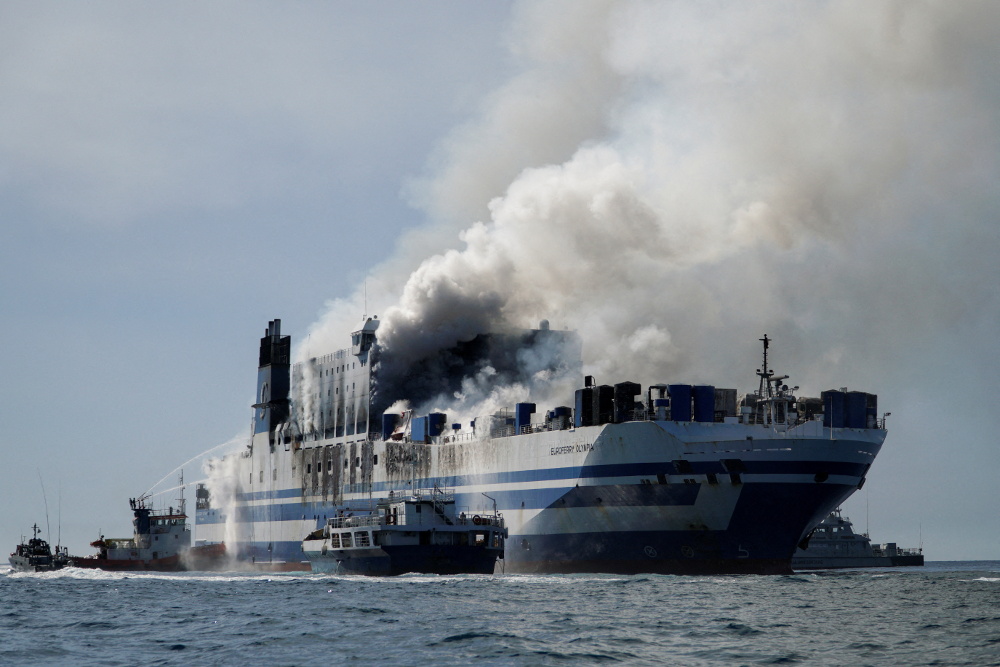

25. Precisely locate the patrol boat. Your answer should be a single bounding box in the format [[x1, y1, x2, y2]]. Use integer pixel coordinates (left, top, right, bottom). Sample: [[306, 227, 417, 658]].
[[302, 487, 506, 575], [196, 319, 887, 575], [793, 509, 924, 569], [9, 524, 69, 572]]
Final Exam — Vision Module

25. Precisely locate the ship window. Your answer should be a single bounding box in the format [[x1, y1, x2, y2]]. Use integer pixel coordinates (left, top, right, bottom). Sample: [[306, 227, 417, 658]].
[[329, 533, 340, 549], [273, 469, 277, 481], [355, 457, 360, 467], [344, 459, 348, 469], [373, 455, 378, 465], [259, 470, 264, 483], [341, 533, 352, 548], [318, 462, 322, 473], [307, 464, 311, 474]]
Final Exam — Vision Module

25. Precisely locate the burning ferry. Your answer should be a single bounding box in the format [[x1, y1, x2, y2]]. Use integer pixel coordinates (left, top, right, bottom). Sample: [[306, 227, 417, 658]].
[[195, 318, 886, 575]]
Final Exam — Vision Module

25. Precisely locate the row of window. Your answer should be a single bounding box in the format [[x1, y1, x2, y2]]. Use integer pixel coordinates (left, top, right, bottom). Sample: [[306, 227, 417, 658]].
[[328, 531, 371, 549], [305, 455, 377, 475], [323, 361, 361, 376]]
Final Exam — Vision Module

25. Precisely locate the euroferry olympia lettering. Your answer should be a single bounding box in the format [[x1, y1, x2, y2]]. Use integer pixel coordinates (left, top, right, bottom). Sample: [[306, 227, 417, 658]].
[[195, 319, 885, 575]]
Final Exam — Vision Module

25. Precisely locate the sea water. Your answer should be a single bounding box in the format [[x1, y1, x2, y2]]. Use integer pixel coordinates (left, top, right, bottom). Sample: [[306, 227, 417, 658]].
[[2, 562, 998, 666]]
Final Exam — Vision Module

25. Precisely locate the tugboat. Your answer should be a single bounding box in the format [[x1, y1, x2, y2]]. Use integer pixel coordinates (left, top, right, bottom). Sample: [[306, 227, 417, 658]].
[[71, 496, 194, 571], [9, 524, 69, 573], [302, 488, 506, 575], [793, 509, 924, 570]]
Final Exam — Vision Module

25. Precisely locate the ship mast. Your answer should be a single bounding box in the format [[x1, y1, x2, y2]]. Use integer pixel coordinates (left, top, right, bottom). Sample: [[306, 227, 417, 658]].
[[757, 334, 773, 398], [178, 470, 186, 516]]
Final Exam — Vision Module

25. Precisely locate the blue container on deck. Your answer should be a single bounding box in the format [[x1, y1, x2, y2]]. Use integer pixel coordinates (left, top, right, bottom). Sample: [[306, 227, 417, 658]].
[[381, 413, 399, 440], [668, 384, 692, 421], [575, 388, 595, 427], [845, 392, 871, 428], [866, 393, 878, 429], [515, 403, 536, 434], [427, 413, 447, 437], [411, 416, 428, 443], [594, 385, 615, 425], [613, 381, 641, 423], [693, 385, 716, 423], [822, 391, 846, 428]]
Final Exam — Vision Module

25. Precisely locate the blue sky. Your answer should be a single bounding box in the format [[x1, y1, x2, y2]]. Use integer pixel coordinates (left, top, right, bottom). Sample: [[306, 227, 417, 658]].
[[3, 1, 998, 560]]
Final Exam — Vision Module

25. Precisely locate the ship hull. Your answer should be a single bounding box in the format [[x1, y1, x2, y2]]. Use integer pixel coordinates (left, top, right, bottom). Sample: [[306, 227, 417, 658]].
[[197, 419, 883, 575], [70, 554, 183, 572], [69, 545, 229, 572], [9, 555, 67, 573], [792, 554, 925, 570], [306, 545, 501, 576]]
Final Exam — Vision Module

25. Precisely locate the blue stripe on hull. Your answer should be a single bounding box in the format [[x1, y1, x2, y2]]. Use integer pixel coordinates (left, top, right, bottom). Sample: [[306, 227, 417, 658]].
[[229, 459, 872, 503], [197, 483, 701, 528]]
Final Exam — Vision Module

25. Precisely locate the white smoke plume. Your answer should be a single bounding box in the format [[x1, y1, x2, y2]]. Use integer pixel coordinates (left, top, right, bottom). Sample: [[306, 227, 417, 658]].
[[302, 1, 1000, 419]]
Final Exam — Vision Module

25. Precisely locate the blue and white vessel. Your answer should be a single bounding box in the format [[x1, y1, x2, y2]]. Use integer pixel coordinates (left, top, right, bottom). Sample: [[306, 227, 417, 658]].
[[302, 487, 506, 575], [196, 319, 886, 575]]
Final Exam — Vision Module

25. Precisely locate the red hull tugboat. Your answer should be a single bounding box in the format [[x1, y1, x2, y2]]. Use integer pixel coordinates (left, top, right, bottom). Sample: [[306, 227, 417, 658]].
[[72, 496, 226, 571]]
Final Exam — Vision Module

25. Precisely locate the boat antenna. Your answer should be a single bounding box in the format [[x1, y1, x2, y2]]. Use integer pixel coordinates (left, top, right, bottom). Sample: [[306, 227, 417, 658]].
[[37, 469, 51, 542]]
